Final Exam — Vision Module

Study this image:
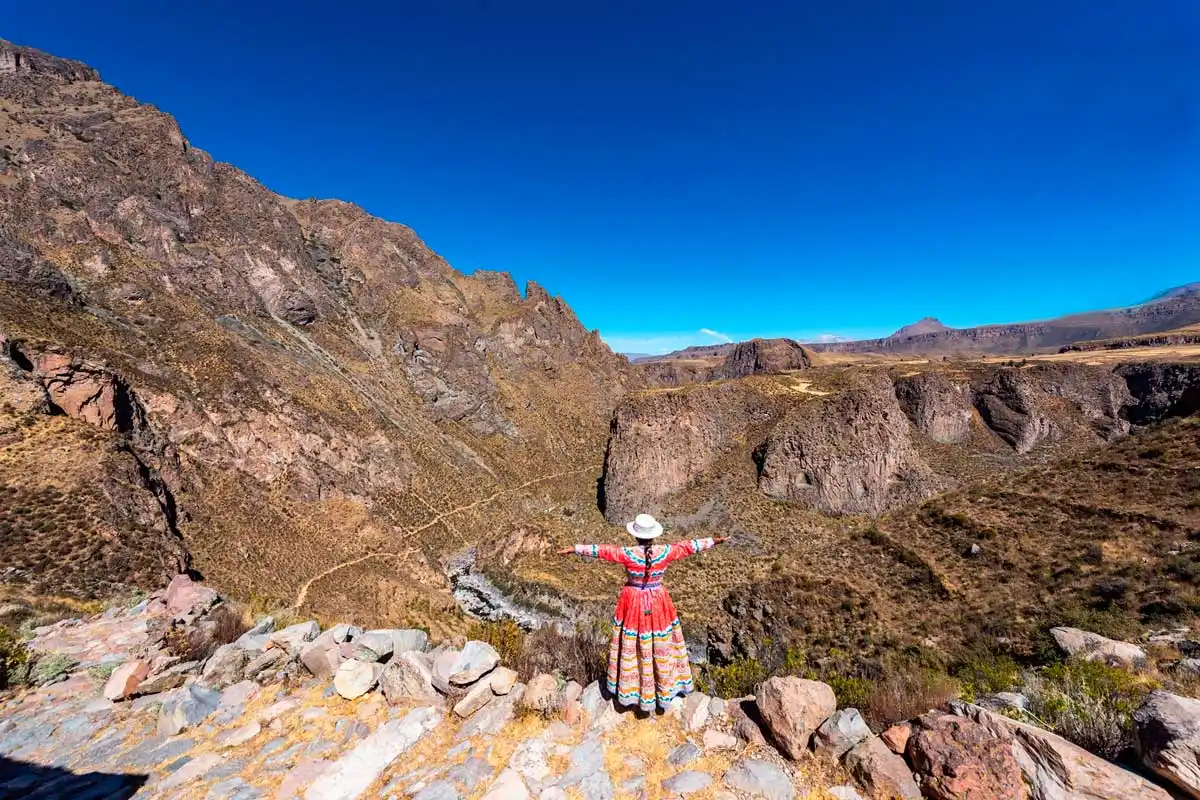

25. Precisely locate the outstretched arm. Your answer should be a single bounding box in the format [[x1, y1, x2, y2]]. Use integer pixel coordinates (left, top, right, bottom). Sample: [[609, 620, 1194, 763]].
[[558, 544, 625, 563], [665, 536, 727, 563]]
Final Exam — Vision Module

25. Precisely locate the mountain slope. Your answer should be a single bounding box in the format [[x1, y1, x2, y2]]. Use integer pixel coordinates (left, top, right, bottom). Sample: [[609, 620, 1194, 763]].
[[0, 39, 637, 624], [812, 285, 1200, 355]]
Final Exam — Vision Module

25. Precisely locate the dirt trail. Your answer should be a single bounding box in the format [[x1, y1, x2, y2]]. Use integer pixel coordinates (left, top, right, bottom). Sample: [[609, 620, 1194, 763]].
[[292, 465, 599, 609]]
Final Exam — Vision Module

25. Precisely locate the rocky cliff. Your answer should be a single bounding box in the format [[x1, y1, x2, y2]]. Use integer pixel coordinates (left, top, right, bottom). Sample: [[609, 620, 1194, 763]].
[[0, 39, 637, 618]]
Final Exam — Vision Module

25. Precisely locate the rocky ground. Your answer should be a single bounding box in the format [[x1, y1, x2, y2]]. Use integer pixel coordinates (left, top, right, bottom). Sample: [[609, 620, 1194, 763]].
[[7, 575, 1198, 800]]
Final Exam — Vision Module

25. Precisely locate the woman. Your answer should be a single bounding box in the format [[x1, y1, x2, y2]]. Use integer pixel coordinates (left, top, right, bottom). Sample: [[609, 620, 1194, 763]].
[[558, 513, 728, 713]]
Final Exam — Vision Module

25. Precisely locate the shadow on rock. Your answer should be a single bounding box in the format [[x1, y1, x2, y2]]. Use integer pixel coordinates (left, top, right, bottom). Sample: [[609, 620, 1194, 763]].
[[0, 755, 147, 799]]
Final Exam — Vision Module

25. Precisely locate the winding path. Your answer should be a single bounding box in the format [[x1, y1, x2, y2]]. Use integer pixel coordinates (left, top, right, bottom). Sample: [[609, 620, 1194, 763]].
[[291, 464, 599, 609]]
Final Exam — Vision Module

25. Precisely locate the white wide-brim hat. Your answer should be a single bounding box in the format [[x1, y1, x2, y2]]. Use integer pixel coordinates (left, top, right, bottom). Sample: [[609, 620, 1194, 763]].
[[626, 513, 664, 540]]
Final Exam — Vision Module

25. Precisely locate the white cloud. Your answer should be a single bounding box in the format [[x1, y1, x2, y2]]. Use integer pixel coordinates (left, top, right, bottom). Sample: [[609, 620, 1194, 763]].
[[699, 328, 733, 343], [806, 333, 852, 343]]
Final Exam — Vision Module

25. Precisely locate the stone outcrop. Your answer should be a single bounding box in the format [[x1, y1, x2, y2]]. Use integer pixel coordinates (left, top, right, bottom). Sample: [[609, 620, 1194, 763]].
[[601, 381, 771, 522], [894, 372, 974, 444], [758, 382, 937, 515], [714, 338, 812, 380], [1119, 363, 1200, 424], [755, 677, 837, 759], [1049, 627, 1147, 669], [972, 369, 1056, 453], [907, 711, 1029, 800], [1134, 691, 1200, 798], [843, 736, 921, 799], [950, 701, 1172, 800]]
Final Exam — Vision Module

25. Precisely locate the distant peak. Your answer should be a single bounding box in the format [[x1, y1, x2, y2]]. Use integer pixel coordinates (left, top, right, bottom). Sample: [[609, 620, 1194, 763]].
[[889, 317, 949, 339]]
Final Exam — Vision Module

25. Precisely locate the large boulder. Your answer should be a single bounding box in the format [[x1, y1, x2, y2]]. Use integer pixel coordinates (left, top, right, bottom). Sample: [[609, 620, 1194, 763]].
[[453, 679, 498, 718], [157, 683, 222, 736], [304, 707, 442, 800], [722, 759, 795, 800], [894, 372, 974, 444], [1134, 690, 1200, 798], [103, 659, 150, 700], [520, 673, 560, 715], [843, 736, 921, 800], [1049, 627, 1147, 669], [907, 712, 1029, 800], [950, 701, 1172, 800], [812, 708, 871, 761], [164, 574, 219, 620], [449, 641, 500, 686], [334, 659, 383, 700], [380, 651, 438, 704], [431, 648, 461, 694], [268, 620, 320, 656], [755, 677, 837, 759], [355, 631, 396, 662], [201, 644, 248, 688]]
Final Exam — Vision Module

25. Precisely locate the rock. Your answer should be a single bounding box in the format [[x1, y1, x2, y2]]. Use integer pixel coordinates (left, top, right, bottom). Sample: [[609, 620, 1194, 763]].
[[813, 708, 872, 761], [244, 648, 288, 681], [682, 693, 711, 731], [334, 659, 383, 700], [521, 673, 560, 714], [236, 633, 272, 652], [908, 712, 1029, 800], [454, 679, 498, 718], [723, 759, 795, 800], [385, 629, 430, 655], [561, 680, 583, 724], [880, 723, 911, 755], [431, 648, 462, 694], [216, 721, 262, 748], [894, 372, 973, 444], [1134, 690, 1200, 798], [579, 772, 614, 800], [304, 707, 441, 799], [703, 729, 739, 750], [133, 667, 187, 696], [449, 757, 494, 790], [731, 698, 769, 747], [490, 667, 519, 696], [458, 684, 525, 740], [560, 735, 605, 786], [203, 644, 249, 687], [301, 640, 345, 680], [269, 621, 321, 656], [668, 742, 701, 765], [482, 768, 531, 800], [103, 659, 149, 700], [950, 701, 1172, 800], [843, 737, 921, 800], [827, 788, 864, 800], [709, 697, 727, 718], [715, 338, 812, 379], [380, 651, 438, 703], [449, 641, 501, 686], [1176, 659, 1200, 678], [757, 382, 937, 515], [1049, 627, 1147, 668], [158, 751, 223, 791], [663, 771, 712, 795], [158, 683, 222, 736], [355, 630, 395, 662], [412, 781, 458, 800], [164, 574, 219, 619], [511, 736, 555, 781], [755, 677, 837, 759]]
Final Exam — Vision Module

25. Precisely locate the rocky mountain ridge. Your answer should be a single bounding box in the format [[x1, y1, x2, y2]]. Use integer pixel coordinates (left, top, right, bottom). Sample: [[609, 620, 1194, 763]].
[[0, 38, 640, 625]]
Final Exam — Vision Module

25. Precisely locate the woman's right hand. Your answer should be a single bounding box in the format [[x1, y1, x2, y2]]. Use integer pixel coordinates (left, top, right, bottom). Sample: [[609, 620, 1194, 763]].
[[556, 547, 575, 555]]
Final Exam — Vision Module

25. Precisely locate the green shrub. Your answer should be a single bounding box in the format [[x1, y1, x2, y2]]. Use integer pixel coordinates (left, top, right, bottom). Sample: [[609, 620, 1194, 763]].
[[699, 657, 767, 698], [955, 653, 1021, 702], [87, 662, 117, 683], [28, 652, 76, 685], [0, 626, 30, 689], [467, 619, 526, 667], [827, 674, 874, 709], [1024, 659, 1154, 760]]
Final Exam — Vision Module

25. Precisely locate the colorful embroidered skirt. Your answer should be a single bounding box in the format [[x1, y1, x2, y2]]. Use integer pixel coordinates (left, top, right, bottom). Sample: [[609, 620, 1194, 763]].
[[606, 585, 694, 711]]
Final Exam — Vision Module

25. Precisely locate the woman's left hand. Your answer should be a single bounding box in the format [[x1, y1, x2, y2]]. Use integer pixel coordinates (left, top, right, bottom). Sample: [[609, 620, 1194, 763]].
[[714, 536, 730, 544]]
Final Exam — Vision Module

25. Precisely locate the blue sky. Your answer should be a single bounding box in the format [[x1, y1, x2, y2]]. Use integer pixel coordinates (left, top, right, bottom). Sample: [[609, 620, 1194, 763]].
[[6, 2, 1199, 354]]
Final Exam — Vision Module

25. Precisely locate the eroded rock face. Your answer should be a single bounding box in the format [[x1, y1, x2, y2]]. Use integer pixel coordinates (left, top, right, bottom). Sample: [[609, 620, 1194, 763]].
[[601, 382, 771, 523], [894, 372, 973, 444], [758, 383, 937, 515], [972, 369, 1055, 453], [1120, 363, 1200, 424]]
